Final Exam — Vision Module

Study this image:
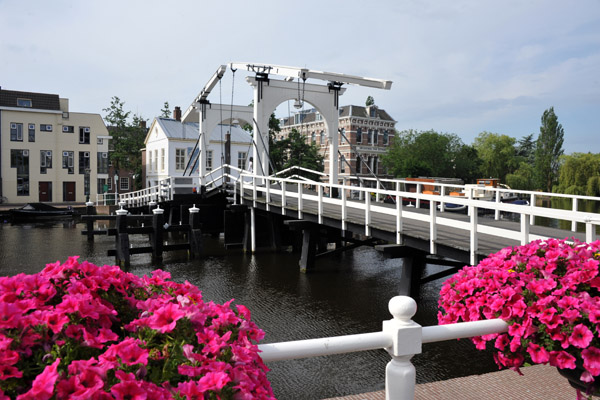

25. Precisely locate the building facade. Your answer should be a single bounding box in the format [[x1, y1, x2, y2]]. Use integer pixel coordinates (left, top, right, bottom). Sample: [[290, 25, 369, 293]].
[[0, 89, 110, 204], [144, 115, 252, 189], [279, 104, 396, 182]]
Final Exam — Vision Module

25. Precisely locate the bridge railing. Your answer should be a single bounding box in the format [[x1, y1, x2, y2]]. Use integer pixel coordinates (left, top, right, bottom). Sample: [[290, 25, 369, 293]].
[[258, 295, 508, 399], [238, 172, 600, 264]]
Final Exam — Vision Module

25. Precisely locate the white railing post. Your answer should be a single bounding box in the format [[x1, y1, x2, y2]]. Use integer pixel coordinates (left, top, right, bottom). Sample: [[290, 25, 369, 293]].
[[382, 296, 421, 400], [341, 184, 347, 231], [250, 206, 256, 253], [252, 176, 257, 208], [318, 184, 323, 224], [430, 199, 437, 254], [572, 198, 578, 232], [365, 190, 371, 236], [530, 193, 536, 225], [495, 190, 501, 220], [281, 181, 286, 215], [586, 220, 594, 243], [298, 182, 303, 219], [521, 213, 530, 245], [266, 178, 271, 212], [396, 181, 403, 245], [470, 205, 478, 266], [416, 183, 421, 209]]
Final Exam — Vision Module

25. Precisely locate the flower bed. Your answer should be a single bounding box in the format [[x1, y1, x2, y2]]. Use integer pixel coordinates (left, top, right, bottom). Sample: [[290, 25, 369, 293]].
[[0, 257, 275, 399], [438, 238, 600, 395]]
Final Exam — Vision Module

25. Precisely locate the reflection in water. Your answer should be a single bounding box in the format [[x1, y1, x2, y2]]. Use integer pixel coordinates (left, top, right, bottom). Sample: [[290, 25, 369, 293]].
[[0, 221, 498, 399]]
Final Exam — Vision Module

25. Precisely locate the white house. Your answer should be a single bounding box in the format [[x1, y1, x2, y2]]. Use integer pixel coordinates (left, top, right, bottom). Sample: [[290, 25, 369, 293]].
[[144, 117, 252, 189]]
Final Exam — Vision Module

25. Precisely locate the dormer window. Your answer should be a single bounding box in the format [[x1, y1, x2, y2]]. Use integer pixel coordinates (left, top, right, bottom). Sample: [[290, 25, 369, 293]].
[[17, 98, 32, 108]]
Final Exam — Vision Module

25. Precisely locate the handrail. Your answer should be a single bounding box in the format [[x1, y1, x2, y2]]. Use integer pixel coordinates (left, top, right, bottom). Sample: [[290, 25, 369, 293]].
[[238, 171, 600, 263], [257, 295, 508, 399], [273, 165, 328, 178]]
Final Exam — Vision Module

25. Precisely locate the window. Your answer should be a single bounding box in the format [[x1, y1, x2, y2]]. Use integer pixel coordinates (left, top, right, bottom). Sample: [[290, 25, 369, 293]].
[[79, 127, 90, 144], [98, 152, 108, 174], [17, 98, 32, 108], [206, 150, 213, 171], [356, 156, 362, 174], [383, 130, 389, 145], [28, 124, 35, 142], [40, 124, 53, 132], [237, 152, 247, 169], [369, 107, 377, 118], [97, 178, 106, 194], [357, 128, 362, 144], [311, 132, 316, 144], [120, 177, 130, 191], [149, 151, 153, 172], [154, 150, 158, 171], [79, 152, 91, 174], [63, 125, 75, 133], [340, 128, 346, 144], [373, 129, 378, 145], [320, 130, 325, 145], [161, 149, 165, 171], [368, 129, 373, 145], [40, 151, 52, 174], [62, 151, 74, 174], [97, 138, 103, 144], [10, 123, 23, 141], [340, 155, 346, 173], [107, 178, 113, 191], [10, 150, 29, 196], [175, 148, 186, 171], [315, 113, 323, 121]]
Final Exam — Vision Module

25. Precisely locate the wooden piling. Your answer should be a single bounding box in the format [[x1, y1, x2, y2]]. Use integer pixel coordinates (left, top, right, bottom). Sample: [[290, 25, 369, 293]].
[[188, 205, 203, 259], [85, 201, 95, 242], [151, 207, 164, 263], [115, 208, 130, 267]]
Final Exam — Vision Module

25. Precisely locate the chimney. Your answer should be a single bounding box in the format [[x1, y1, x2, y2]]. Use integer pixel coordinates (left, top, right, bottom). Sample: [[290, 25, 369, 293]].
[[139, 120, 147, 130], [173, 106, 181, 121]]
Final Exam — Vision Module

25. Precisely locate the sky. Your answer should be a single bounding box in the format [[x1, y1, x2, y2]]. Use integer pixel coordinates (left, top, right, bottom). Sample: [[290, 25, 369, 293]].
[[1, 0, 599, 154]]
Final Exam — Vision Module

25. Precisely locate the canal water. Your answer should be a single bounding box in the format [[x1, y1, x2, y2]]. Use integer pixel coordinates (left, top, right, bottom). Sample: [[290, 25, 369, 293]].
[[0, 220, 499, 399]]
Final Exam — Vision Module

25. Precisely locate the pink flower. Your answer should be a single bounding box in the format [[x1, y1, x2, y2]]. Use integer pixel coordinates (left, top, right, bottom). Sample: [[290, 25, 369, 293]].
[[569, 324, 594, 348], [582, 347, 600, 376], [17, 358, 60, 400], [549, 351, 576, 369], [147, 302, 185, 333], [527, 343, 550, 364], [111, 380, 147, 400], [198, 371, 231, 392]]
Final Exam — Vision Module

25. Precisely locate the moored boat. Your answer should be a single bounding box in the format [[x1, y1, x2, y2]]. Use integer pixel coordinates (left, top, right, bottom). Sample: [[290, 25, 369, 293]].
[[9, 203, 75, 221]]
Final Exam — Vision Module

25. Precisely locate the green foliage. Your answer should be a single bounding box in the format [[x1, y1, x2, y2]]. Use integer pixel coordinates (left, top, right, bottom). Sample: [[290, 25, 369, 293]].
[[381, 129, 479, 181], [473, 131, 519, 183], [535, 107, 564, 192], [516, 133, 536, 163], [365, 96, 375, 106], [271, 129, 324, 180], [506, 162, 536, 190], [103, 96, 148, 190], [160, 101, 171, 118], [555, 153, 600, 196]]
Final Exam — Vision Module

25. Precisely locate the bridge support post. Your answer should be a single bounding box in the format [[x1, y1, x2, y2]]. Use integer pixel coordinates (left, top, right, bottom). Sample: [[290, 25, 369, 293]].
[[188, 205, 203, 259], [375, 245, 426, 299], [115, 208, 130, 267], [151, 207, 164, 263], [85, 201, 95, 242], [284, 220, 319, 273]]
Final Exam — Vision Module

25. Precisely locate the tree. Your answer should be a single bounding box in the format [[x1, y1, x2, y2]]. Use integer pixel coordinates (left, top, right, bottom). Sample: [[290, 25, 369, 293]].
[[365, 96, 375, 107], [534, 107, 564, 192], [473, 132, 519, 183], [280, 129, 324, 179], [506, 162, 536, 190], [516, 134, 536, 163], [160, 101, 171, 118], [103, 96, 148, 190], [381, 129, 479, 181], [555, 153, 600, 196]]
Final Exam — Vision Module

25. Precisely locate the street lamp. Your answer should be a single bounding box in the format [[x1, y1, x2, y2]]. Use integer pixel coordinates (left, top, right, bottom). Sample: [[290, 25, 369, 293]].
[[84, 168, 91, 202], [114, 172, 119, 205]]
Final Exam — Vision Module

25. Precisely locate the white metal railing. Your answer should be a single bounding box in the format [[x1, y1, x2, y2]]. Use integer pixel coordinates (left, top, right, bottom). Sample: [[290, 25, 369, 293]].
[[95, 192, 119, 206], [238, 172, 600, 264], [258, 295, 508, 399]]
